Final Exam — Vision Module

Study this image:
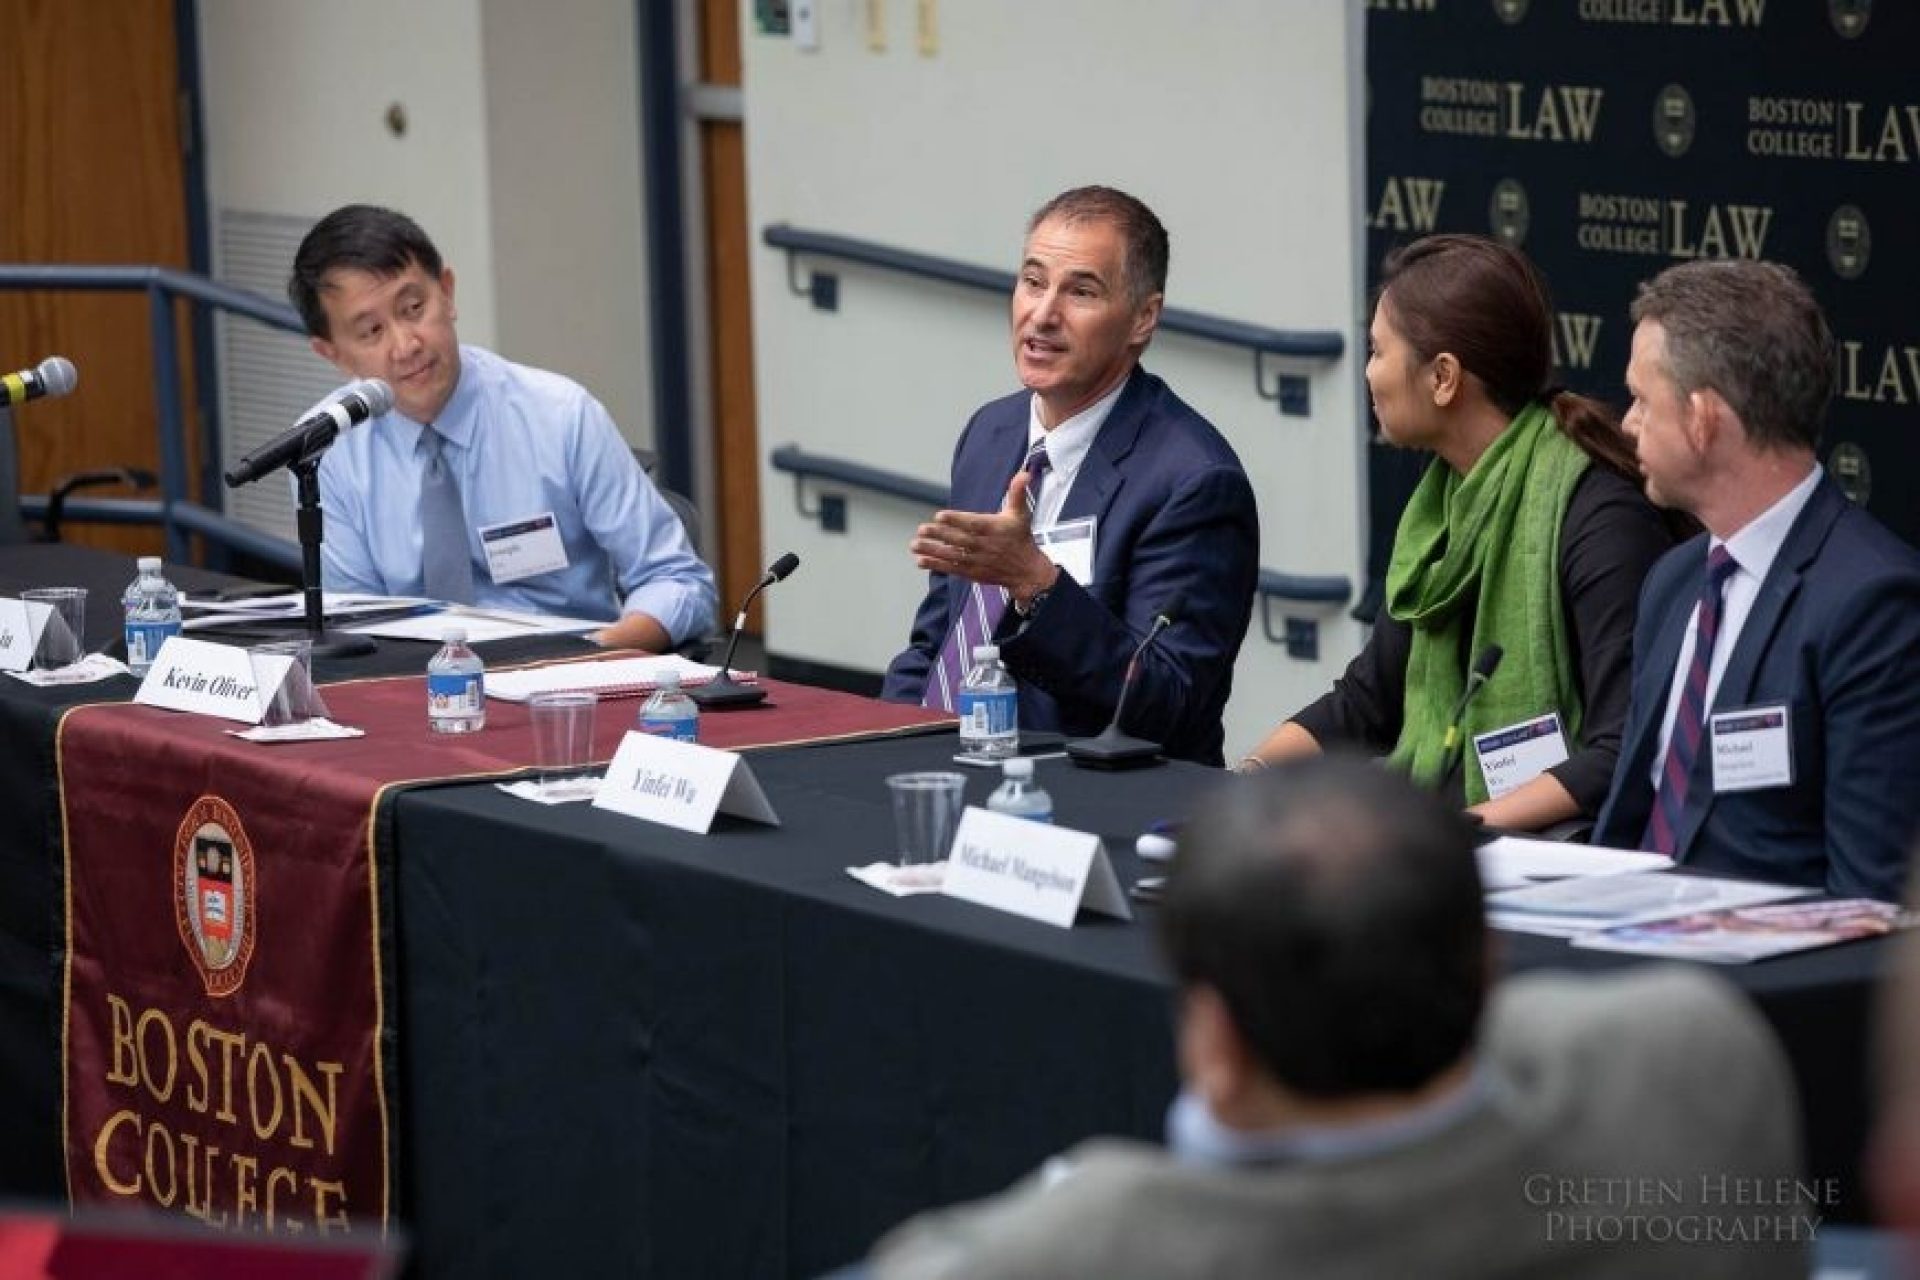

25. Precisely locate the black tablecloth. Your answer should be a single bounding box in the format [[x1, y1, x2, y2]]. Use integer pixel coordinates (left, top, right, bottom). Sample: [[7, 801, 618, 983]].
[[0, 546, 1891, 1276], [391, 733, 1887, 1277]]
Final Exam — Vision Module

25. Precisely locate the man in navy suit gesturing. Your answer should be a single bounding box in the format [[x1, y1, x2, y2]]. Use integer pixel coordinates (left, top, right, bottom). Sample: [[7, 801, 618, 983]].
[[1594, 258, 1920, 900], [881, 187, 1259, 765]]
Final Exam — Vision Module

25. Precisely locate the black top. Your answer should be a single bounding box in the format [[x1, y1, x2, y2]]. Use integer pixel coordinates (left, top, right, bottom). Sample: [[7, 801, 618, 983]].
[[1293, 465, 1672, 814]]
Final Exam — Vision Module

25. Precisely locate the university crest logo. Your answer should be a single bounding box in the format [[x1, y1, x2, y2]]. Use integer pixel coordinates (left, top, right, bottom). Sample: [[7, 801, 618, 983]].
[[173, 796, 258, 997]]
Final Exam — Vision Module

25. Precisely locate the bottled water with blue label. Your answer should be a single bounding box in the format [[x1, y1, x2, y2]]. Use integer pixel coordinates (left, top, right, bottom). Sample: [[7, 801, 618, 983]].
[[427, 628, 486, 733], [987, 756, 1053, 823], [958, 644, 1018, 760], [638, 670, 700, 742], [122, 556, 182, 676]]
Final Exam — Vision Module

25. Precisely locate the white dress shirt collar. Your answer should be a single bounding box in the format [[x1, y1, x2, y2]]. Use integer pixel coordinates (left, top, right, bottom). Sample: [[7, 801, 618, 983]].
[[1025, 373, 1127, 530]]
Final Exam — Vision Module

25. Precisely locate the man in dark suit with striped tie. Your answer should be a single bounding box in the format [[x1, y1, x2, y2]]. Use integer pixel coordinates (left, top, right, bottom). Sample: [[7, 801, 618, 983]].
[[880, 186, 1259, 765], [1593, 258, 1920, 900]]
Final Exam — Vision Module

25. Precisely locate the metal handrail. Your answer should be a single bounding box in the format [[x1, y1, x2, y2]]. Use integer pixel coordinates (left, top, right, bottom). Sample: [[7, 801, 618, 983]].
[[763, 223, 1344, 415], [0, 264, 304, 569], [770, 443, 1352, 613]]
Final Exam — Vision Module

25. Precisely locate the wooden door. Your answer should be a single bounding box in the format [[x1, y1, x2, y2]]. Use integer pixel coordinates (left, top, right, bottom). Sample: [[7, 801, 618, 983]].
[[0, 0, 193, 555], [698, 0, 764, 626]]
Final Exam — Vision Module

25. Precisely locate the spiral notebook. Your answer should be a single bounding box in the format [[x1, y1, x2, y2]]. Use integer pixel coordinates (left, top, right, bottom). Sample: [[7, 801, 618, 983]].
[[486, 655, 755, 702]]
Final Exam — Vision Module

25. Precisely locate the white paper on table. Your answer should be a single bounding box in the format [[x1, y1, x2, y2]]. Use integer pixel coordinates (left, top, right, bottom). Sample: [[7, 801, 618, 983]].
[[495, 776, 605, 805], [181, 592, 436, 631], [345, 603, 605, 642], [5, 653, 130, 686], [1486, 872, 1811, 939], [1476, 836, 1673, 892], [847, 861, 949, 897], [225, 718, 366, 743]]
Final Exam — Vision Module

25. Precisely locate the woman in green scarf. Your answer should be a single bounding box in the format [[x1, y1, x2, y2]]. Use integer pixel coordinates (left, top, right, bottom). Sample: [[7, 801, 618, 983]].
[[1238, 235, 1671, 832]]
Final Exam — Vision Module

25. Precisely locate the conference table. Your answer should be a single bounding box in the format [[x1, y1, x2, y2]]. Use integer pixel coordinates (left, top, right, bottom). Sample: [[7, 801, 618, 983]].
[[0, 544, 1890, 1277]]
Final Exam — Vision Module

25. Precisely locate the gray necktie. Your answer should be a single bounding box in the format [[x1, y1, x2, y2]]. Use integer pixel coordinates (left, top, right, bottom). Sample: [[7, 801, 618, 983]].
[[418, 426, 474, 603]]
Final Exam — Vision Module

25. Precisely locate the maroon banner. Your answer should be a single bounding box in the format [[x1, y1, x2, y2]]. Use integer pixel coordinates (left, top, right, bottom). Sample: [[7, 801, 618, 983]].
[[55, 667, 950, 1236], [58, 704, 400, 1236]]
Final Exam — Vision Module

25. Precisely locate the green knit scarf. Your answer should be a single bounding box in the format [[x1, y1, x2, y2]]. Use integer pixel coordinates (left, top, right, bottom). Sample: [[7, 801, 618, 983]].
[[1385, 403, 1590, 804]]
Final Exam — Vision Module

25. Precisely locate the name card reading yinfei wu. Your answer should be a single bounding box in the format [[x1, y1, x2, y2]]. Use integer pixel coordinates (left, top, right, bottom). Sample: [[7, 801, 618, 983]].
[[941, 806, 1131, 929], [592, 730, 780, 833]]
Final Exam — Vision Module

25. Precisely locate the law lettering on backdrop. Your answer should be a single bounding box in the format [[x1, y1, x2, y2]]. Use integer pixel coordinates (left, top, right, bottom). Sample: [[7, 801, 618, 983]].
[[941, 807, 1131, 929], [592, 730, 780, 834]]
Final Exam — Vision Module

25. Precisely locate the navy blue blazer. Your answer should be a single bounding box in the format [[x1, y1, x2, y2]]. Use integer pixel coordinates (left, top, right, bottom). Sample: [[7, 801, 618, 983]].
[[881, 367, 1259, 765], [1593, 474, 1920, 900]]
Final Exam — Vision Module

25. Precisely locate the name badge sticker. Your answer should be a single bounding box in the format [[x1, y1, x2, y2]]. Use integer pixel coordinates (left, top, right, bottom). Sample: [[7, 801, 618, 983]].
[[1473, 711, 1571, 799], [1033, 516, 1096, 588], [481, 512, 569, 585], [1709, 704, 1794, 793]]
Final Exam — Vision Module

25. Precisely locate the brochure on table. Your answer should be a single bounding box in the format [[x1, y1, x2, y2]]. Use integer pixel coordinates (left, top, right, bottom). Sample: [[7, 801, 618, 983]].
[[1486, 871, 1810, 939]]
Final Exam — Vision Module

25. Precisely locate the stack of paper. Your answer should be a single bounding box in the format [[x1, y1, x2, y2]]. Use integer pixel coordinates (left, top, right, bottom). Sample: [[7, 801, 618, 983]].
[[1486, 872, 1810, 940], [485, 654, 739, 702]]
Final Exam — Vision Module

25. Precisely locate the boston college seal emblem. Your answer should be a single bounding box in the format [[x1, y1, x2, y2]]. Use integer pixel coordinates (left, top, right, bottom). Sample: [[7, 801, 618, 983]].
[[173, 796, 258, 997]]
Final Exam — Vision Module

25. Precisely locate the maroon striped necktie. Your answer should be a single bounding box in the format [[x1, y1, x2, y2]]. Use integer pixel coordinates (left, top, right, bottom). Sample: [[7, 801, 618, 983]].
[[1642, 546, 1739, 855], [921, 440, 1051, 711]]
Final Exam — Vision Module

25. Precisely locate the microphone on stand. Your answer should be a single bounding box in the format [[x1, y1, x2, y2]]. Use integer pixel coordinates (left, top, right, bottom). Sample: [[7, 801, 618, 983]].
[[223, 378, 393, 487], [1436, 644, 1504, 796], [1065, 591, 1186, 770], [0, 356, 78, 407], [689, 551, 801, 710]]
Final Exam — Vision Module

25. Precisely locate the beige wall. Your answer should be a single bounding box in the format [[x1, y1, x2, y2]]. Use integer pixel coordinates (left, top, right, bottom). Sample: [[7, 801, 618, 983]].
[[742, 0, 1370, 754]]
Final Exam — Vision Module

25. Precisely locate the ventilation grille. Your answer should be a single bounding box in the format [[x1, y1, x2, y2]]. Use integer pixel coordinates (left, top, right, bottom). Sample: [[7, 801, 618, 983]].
[[213, 209, 341, 541]]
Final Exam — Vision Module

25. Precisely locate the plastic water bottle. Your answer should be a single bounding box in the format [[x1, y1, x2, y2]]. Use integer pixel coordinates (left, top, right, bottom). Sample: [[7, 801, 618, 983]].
[[638, 670, 700, 742], [987, 756, 1053, 823], [426, 628, 486, 733], [958, 644, 1018, 760], [122, 556, 183, 676]]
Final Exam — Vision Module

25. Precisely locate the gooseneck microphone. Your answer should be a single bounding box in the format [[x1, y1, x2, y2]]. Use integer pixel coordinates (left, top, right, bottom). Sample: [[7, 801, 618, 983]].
[[1065, 591, 1187, 770], [1436, 644, 1505, 795], [1, 356, 78, 407], [689, 551, 801, 710], [224, 378, 393, 487]]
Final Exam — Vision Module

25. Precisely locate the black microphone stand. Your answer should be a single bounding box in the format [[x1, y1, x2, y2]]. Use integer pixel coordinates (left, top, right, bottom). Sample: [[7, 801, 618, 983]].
[[285, 455, 375, 658], [689, 621, 767, 709], [1065, 614, 1177, 770]]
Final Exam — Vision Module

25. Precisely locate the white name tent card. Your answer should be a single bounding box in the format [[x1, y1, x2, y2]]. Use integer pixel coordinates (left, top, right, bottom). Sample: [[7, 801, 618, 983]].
[[592, 731, 780, 834], [134, 637, 316, 725], [0, 597, 54, 672], [941, 807, 1131, 929]]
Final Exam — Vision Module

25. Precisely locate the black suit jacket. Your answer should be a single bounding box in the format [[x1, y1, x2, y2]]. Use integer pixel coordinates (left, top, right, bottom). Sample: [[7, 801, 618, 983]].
[[1594, 474, 1920, 900], [881, 367, 1259, 765]]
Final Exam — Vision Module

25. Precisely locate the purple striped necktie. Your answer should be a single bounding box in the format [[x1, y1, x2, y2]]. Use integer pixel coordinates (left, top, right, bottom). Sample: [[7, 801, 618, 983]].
[[921, 439, 1052, 712], [1642, 546, 1739, 855]]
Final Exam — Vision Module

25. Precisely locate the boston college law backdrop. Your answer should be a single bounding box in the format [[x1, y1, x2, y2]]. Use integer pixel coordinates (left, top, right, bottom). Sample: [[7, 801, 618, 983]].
[[1364, 0, 1917, 585]]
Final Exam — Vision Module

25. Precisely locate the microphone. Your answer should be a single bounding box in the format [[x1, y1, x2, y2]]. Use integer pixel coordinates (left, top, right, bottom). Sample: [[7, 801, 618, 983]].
[[688, 551, 801, 710], [1, 356, 78, 408], [223, 378, 393, 487], [1436, 644, 1504, 795], [1065, 590, 1187, 770]]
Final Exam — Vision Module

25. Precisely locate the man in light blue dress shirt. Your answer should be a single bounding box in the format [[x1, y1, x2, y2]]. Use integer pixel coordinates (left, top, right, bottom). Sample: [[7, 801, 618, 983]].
[[289, 205, 715, 652]]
